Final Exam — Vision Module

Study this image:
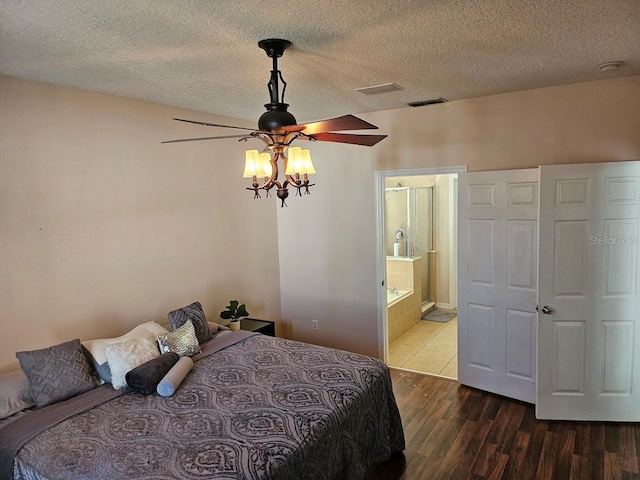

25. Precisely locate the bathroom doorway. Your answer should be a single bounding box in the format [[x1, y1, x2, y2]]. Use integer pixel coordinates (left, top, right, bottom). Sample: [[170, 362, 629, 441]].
[[376, 167, 465, 379]]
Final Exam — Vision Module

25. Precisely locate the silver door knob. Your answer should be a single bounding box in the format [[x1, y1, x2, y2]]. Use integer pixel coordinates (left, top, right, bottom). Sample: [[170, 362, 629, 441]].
[[542, 305, 554, 315]]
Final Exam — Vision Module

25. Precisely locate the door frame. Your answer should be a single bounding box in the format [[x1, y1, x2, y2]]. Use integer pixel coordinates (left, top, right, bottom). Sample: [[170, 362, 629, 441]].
[[375, 166, 467, 362], [449, 175, 458, 309]]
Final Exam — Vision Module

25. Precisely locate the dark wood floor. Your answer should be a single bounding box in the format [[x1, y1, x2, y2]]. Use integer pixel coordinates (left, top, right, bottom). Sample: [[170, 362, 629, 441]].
[[368, 369, 640, 480]]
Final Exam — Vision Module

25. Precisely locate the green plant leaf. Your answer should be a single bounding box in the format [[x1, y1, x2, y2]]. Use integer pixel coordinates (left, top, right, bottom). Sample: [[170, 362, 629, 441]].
[[236, 304, 249, 317], [220, 299, 249, 320]]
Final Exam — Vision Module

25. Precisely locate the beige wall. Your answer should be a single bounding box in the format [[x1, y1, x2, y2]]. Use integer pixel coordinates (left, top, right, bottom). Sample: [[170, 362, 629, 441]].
[[0, 77, 281, 368], [434, 175, 452, 308], [277, 75, 640, 358], [3, 75, 640, 366]]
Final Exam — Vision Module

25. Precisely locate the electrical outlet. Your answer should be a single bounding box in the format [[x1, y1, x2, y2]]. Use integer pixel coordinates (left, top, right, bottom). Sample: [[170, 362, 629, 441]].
[[312, 319, 319, 331]]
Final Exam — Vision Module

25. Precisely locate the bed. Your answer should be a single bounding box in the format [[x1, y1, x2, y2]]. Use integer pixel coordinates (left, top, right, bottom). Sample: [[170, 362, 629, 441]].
[[0, 328, 405, 479]]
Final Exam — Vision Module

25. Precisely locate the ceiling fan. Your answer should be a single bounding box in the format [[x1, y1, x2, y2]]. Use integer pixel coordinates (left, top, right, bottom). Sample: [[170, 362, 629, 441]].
[[162, 39, 387, 206]]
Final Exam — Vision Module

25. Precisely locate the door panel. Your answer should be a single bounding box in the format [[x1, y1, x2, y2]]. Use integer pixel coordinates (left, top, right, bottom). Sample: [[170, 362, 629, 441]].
[[505, 309, 536, 379], [537, 161, 640, 420], [458, 169, 538, 403]]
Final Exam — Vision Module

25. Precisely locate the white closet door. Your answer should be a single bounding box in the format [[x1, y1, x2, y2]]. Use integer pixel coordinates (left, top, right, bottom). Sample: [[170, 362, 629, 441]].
[[537, 161, 640, 421], [458, 169, 538, 403]]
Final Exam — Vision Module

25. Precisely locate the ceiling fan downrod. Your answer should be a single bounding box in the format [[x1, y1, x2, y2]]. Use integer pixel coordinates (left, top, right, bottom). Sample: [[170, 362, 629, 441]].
[[257, 39, 297, 132]]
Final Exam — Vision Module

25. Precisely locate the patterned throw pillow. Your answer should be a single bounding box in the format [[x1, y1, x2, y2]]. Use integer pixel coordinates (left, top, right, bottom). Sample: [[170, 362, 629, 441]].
[[104, 333, 160, 390], [168, 301, 213, 344], [16, 339, 98, 408], [157, 320, 201, 357]]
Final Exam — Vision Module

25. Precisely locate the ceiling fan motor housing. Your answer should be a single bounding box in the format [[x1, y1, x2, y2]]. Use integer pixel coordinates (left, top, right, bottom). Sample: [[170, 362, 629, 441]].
[[259, 103, 297, 132]]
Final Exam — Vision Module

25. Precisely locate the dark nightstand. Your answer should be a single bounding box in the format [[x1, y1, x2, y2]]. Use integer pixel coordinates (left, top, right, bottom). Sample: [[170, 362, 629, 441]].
[[240, 318, 275, 337]]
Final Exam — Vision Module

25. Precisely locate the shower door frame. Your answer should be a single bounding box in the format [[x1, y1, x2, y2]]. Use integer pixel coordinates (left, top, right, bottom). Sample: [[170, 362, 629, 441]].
[[374, 165, 467, 363]]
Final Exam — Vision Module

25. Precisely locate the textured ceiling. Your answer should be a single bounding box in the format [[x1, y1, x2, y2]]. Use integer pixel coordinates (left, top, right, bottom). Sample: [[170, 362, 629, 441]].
[[1, 0, 639, 126]]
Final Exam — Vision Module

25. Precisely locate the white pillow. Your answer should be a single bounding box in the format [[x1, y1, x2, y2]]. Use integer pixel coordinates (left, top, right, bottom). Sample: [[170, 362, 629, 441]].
[[208, 321, 229, 333], [83, 321, 169, 383], [103, 333, 160, 390]]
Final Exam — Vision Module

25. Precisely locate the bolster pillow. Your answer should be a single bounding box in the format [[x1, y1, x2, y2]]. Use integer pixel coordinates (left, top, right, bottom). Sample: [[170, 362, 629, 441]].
[[126, 352, 179, 395], [157, 356, 194, 397]]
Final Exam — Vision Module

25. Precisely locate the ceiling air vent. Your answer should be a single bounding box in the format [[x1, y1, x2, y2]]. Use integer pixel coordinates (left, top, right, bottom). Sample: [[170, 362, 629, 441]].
[[356, 83, 404, 95], [407, 97, 448, 107]]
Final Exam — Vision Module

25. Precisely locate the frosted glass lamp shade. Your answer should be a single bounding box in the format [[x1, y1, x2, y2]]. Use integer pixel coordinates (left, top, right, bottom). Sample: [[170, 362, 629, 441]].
[[258, 152, 273, 177], [284, 147, 301, 175], [243, 150, 259, 177], [285, 147, 315, 175], [299, 149, 315, 174], [243, 150, 270, 177]]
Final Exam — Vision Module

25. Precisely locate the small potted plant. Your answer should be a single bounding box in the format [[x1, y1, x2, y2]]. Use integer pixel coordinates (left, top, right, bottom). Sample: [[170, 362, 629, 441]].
[[220, 300, 249, 331]]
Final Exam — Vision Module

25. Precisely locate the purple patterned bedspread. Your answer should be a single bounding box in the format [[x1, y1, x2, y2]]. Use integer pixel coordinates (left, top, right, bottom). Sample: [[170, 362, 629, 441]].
[[9, 333, 404, 479]]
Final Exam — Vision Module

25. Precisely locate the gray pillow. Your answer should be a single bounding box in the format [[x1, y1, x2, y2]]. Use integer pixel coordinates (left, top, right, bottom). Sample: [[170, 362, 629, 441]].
[[168, 301, 212, 344], [16, 339, 98, 408], [0, 369, 34, 419]]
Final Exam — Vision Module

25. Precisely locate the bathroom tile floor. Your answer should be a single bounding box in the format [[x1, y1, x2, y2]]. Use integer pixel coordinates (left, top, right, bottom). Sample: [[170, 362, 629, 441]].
[[388, 314, 458, 380]]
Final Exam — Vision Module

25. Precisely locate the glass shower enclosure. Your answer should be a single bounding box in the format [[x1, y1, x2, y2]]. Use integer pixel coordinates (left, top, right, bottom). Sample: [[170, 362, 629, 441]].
[[385, 186, 434, 306]]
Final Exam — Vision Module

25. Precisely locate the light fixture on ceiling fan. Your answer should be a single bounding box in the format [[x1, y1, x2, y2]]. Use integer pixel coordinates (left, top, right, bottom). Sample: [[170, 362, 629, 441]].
[[162, 39, 387, 207]]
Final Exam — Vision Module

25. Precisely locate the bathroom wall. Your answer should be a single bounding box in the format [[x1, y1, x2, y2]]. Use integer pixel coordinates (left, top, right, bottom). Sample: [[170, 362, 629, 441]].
[[435, 175, 453, 308], [384, 188, 409, 257]]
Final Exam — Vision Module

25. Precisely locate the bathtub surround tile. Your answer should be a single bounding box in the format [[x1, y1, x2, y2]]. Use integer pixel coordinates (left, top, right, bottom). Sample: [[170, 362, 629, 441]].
[[389, 317, 458, 380], [387, 293, 422, 343], [386, 257, 423, 342]]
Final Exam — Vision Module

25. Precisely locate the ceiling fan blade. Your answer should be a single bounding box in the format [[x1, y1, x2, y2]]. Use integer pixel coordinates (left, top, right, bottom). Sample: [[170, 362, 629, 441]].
[[161, 134, 252, 144], [311, 132, 387, 147], [283, 114, 379, 135], [173, 118, 257, 132]]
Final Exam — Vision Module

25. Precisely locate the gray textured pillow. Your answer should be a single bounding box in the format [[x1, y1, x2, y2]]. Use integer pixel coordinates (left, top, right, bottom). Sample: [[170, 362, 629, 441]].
[[157, 319, 201, 357], [16, 339, 98, 408], [168, 301, 213, 344], [0, 369, 34, 419]]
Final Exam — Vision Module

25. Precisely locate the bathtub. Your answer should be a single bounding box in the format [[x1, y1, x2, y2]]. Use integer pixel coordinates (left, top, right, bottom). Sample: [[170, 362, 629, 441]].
[[387, 289, 410, 306]]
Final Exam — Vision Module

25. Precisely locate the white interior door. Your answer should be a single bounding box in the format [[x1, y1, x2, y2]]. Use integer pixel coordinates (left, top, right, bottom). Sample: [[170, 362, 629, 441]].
[[537, 161, 640, 421], [458, 169, 538, 403]]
